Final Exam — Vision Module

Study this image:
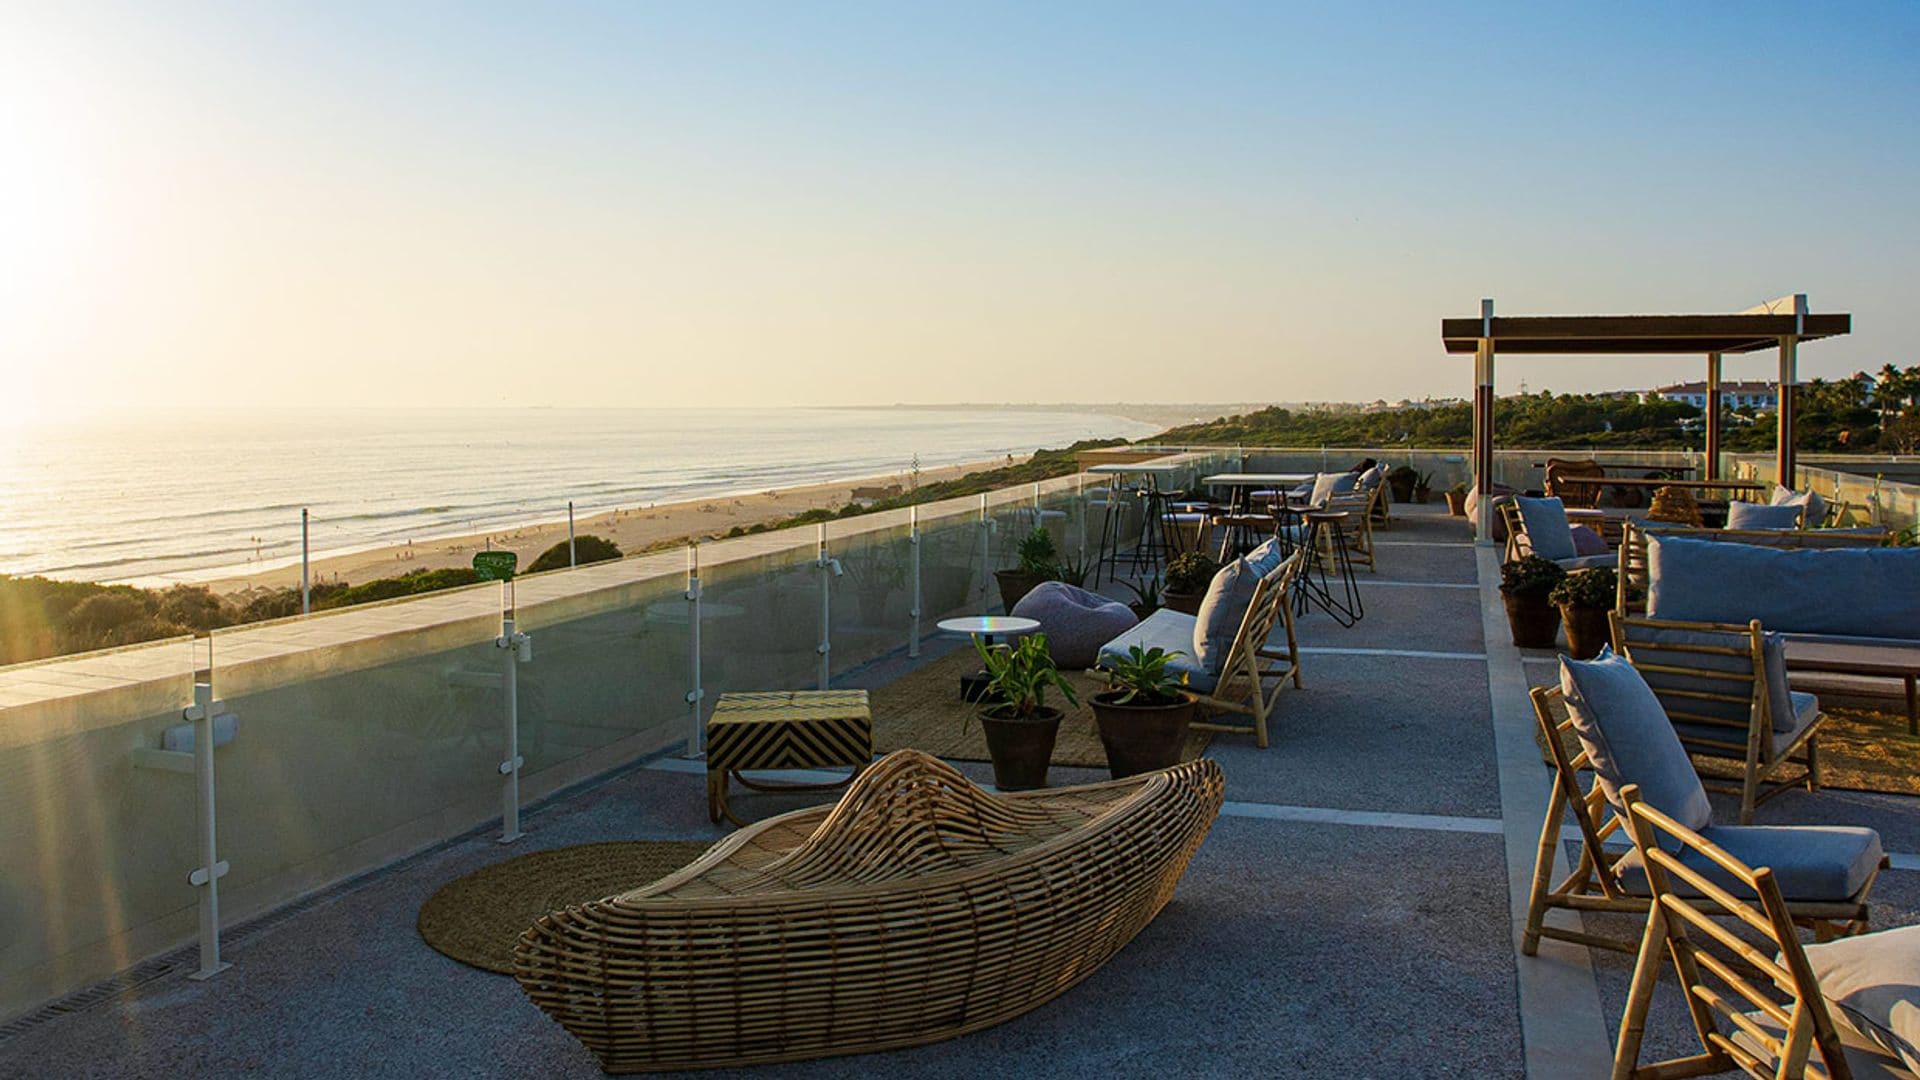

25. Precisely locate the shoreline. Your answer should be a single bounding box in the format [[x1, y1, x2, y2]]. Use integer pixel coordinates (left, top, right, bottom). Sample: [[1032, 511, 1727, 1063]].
[[176, 457, 1010, 598]]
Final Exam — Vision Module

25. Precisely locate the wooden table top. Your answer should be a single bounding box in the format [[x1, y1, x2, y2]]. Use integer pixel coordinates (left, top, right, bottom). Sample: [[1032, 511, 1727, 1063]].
[[1571, 476, 1765, 491], [1783, 637, 1920, 676]]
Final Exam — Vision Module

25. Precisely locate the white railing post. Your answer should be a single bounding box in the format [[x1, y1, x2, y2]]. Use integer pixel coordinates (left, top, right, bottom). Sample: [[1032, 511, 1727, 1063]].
[[685, 542, 703, 756], [1075, 473, 1086, 569], [186, 637, 231, 981], [816, 524, 840, 690], [908, 506, 922, 659], [300, 508, 310, 615], [495, 580, 528, 843], [977, 494, 995, 612]]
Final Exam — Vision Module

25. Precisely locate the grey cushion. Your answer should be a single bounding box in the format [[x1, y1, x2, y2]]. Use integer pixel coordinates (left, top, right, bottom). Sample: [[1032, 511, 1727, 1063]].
[[1646, 535, 1920, 640], [1309, 471, 1358, 506], [1357, 465, 1385, 491], [1728, 1004, 1914, 1080], [1516, 495, 1578, 561], [1805, 925, 1920, 1075], [1193, 557, 1260, 674], [1672, 690, 1819, 757], [1097, 609, 1216, 693], [1620, 621, 1799, 734], [1010, 581, 1139, 670], [1560, 648, 1714, 831], [1727, 501, 1804, 530], [1570, 524, 1609, 556], [1554, 553, 1619, 572], [1773, 483, 1829, 527], [1245, 538, 1284, 579], [1614, 823, 1883, 902]]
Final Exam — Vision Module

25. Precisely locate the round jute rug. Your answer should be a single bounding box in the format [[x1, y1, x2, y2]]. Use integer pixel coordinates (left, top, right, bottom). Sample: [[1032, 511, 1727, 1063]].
[[418, 840, 712, 974]]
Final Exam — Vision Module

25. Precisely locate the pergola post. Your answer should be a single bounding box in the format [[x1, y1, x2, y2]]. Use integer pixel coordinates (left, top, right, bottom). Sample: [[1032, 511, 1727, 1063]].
[[1703, 352, 1722, 480], [1775, 294, 1806, 488], [1473, 298, 1495, 542]]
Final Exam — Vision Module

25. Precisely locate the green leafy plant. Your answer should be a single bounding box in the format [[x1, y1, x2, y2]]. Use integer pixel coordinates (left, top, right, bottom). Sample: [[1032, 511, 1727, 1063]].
[[1163, 551, 1219, 594], [973, 632, 1078, 719], [1055, 552, 1091, 588], [1448, 481, 1470, 496], [1122, 574, 1163, 614], [527, 534, 623, 574], [1099, 644, 1188, 706], [1500, 555, 1567, 597], [1014, 526, 1060, 578], [1549, 566, 1621, 609], [1413, 470, 1434, 490]]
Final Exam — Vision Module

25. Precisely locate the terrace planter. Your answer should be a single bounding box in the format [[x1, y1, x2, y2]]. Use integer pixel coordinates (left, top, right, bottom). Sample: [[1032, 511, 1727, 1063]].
[[1162, 588, 1205, 616], [1559, 605, 1612, 660], [994, 570, 1048, 613], [1090, 691, 1195, 779], [1388, 474, 1417, 503], [1445, 490, 1469, 516], [1501, 590, 1562, 649], [978, 705, 1062, 791]]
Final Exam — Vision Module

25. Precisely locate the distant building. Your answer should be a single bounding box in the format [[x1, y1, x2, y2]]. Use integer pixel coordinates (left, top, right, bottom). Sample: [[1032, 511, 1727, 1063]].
[[1649, 380, 1777, 412]]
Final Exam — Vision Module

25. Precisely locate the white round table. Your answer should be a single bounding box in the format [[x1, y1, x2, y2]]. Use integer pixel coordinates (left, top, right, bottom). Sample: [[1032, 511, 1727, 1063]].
[[935, 615, 1041, 644]]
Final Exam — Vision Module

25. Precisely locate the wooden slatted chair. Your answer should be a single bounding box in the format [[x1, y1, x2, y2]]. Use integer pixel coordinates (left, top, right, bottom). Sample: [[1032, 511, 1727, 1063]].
[[1544, 457, 1608, 509], [1189, 549, 1304, 748], [1613, 786, 1898, 1080], [1610, 614, 1824, 824], [1326, 485, 1380, 572], [1521, 685, 1873, 958]]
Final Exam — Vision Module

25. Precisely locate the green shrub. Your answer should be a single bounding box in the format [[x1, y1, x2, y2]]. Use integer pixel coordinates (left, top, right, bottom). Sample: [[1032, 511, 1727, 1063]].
[[1014, 527, 1059, 577], [1164, 551, 1220, 594], [527, 534, 622, 574], [317, 568, 480, 608], [1549, 567, 1618, 609], [1499, 555, 1566, 597], [157, 585, 236, 632]]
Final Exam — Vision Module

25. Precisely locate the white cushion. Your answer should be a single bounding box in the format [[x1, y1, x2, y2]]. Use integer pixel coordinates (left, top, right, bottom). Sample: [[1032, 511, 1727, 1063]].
[[1805, 925, 1920, 1075]]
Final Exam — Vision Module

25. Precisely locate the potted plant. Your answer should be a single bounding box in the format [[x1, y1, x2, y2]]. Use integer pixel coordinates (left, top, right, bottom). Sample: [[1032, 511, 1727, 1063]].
[[1387, 464, 1418, 503], [973, 632, 1078, 791], [1090, 645, 1196, 779], [1412, 470, 1434, 503], [995, 526, 1059, 611], [1444, 482, 1470, 517], [1123, 575, 1163, 620], [1499, 555, 1567, 649], [1056, 552, 1091, 589], [1549, 567, 1620, 660], [1161, 551, 1218, 615]]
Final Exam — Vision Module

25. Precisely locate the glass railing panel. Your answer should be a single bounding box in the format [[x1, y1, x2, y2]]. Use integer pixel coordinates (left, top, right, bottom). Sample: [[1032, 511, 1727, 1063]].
[[0, 636, 196, 1018], [827, 519, 915, 679], [699, 535, 824, 702]]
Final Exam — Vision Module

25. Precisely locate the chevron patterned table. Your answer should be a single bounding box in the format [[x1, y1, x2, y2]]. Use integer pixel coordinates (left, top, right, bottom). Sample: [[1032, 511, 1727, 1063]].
[[705, 690, 874, 826]]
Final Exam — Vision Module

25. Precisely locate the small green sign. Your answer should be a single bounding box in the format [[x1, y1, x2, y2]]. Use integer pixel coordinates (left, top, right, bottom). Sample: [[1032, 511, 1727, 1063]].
[[472, 551, 518, 582]]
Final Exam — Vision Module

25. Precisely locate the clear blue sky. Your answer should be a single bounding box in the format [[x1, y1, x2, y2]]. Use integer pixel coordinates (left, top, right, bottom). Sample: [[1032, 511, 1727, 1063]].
[[3, 2, 1916, 413]]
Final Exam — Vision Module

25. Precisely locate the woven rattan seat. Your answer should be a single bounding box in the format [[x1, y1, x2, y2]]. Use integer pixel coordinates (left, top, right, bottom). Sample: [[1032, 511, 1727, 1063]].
[[514, 749, 1224, 1072]]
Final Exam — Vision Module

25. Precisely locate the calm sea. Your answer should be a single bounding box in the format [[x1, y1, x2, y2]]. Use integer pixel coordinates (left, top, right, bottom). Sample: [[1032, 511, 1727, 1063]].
[[0, 407, 1158, 585]]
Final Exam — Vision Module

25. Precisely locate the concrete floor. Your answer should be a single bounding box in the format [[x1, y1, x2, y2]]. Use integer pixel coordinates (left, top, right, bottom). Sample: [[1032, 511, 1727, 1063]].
[[5, 503, 1915, 1079]]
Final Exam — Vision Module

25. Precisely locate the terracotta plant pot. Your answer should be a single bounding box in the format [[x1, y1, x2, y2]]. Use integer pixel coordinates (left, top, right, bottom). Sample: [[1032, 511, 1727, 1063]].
[[1444, 490, 1468, 516], [1388, 476, 1416, 503], [1501, 590, 1562, 649], [1089, 692, 1196, 779], [1559, 604, 1612, 660], [994, 569, 1048, 612], [1413, 487, 1432, 504], [978, 705, 1063, 791], [1161, 588, 1205, 616], [1128, 602, 1158, 621]]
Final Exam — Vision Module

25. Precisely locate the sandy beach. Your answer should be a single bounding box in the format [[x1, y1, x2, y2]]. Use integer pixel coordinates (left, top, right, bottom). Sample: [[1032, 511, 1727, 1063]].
[[199, 457, 1007, 597]]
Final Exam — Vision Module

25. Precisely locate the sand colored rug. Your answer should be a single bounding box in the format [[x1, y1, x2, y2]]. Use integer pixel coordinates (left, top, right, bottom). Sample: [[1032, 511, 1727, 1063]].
[[418, 840, 712, 973], [868, 649, 1211, 770]]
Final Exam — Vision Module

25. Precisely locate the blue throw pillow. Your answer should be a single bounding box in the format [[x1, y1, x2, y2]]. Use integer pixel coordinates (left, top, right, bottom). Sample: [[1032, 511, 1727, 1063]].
[[1192, 557, 1260, 674], [1515, 495, 1577, 562], [1560, 647, 1714, 831], [1244, 538, 1284, 579], [1726, 501, 1803, 530], [1772, 484, 1828, 527]]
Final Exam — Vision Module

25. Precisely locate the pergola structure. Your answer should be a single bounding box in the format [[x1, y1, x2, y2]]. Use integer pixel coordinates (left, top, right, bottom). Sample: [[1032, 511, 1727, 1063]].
[[1440, 295, 1852, 540]]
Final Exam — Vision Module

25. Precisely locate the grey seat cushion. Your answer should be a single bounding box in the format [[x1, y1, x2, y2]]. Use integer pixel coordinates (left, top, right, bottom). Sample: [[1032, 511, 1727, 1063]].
[[1646, 535, 1920, 640], [1670, 689, 1818, 757], [1727, 501, 1805, 530], [1805, 925, 1920, 1076], [1010, 581, 1139, 669], [1613, 823, 1883, 902], [1309, 471, 1359, 506], [1554, 553, 1619, 571], [1193, 557, 1260, 674], [1620, 621, 1800, 733], [1729, 1005, 1915, 1080], [1097, 608, 1216, 693], [1560, 648, 1714, 831], [1516, 495, 1578, 561]]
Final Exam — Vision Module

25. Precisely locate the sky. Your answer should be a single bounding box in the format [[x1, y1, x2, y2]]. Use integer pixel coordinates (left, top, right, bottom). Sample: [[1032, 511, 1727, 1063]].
[[3, 2, 1917, 419]]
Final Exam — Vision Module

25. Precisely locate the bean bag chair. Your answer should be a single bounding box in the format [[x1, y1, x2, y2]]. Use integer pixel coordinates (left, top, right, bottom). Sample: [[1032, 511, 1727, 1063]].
[[1011, 581, 1138, 669]]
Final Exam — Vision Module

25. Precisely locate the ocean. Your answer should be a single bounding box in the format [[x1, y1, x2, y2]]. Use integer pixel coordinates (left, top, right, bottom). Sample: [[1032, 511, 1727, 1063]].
[[0, 407, 1159, 586]]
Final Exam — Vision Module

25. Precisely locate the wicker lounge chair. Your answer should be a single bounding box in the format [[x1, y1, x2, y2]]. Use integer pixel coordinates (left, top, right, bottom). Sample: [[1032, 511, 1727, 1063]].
[[514, 749, 1224, 1073]]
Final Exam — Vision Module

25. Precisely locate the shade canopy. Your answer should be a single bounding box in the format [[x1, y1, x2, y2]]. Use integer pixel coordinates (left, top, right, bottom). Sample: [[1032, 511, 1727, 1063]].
[[1440, 312, 1850, 356]]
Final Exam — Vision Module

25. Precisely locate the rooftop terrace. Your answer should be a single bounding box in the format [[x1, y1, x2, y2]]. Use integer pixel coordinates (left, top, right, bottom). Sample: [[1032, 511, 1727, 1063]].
[[4, 459, 1919, 1079]]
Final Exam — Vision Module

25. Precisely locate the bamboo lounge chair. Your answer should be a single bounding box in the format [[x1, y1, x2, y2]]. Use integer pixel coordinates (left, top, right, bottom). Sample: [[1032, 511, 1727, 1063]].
[[514, 749, 1224, 1073]]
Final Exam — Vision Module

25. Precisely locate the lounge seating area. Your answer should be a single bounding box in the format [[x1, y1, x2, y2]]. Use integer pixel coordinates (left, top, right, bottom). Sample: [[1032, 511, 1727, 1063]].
[[8, 470, 1920, 1080]]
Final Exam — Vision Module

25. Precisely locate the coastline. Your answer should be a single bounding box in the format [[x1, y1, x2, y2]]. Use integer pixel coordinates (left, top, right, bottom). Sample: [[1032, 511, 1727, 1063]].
[[185, 457, 1008, 597]]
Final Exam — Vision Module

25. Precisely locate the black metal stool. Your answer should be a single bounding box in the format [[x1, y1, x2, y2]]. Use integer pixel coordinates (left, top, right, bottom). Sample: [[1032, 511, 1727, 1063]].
[[1295, 509, 1364, 626]]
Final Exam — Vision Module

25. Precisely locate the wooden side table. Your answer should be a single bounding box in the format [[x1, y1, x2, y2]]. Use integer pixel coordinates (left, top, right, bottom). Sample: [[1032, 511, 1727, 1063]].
[[705, 690, 873, 826]]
